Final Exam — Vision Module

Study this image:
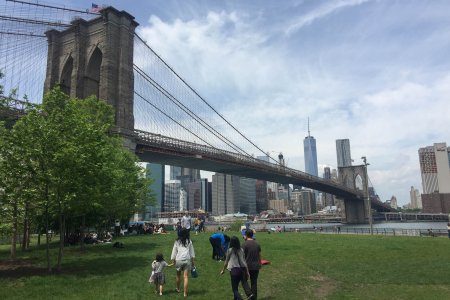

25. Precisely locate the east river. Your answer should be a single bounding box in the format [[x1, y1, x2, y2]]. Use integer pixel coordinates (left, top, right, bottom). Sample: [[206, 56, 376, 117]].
[[264, 222, 448, 231]]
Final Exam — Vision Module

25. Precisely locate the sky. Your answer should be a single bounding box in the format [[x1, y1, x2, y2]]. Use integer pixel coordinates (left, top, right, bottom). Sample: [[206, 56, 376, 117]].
[[58, 0, 450, 206]]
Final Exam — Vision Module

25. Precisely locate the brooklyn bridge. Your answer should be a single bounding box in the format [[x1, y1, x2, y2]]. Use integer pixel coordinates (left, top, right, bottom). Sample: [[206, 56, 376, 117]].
[[0, 0, 394, 223]]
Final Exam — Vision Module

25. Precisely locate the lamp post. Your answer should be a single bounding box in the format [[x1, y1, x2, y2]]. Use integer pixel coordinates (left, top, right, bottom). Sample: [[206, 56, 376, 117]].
[[361, 156, 373, 235]]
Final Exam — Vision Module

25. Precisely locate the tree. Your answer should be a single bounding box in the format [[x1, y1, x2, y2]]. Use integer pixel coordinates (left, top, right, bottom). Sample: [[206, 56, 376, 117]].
[[0, 86, 154, 271]]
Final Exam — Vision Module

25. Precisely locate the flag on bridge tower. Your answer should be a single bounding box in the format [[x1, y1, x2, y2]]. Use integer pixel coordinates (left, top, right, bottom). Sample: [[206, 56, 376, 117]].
[[91, 3, 101, 13]]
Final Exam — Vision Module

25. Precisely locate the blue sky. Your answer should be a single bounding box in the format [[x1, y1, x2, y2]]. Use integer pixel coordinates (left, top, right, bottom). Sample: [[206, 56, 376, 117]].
[[59, 0, 450, 206]]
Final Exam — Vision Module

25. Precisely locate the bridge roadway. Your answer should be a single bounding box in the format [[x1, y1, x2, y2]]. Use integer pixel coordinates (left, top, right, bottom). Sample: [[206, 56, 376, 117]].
[[133, 129, 364, 201]]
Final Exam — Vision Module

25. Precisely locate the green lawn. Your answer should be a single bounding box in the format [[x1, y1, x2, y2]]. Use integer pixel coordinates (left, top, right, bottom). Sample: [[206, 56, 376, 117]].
[[1, 232, 450, 299]]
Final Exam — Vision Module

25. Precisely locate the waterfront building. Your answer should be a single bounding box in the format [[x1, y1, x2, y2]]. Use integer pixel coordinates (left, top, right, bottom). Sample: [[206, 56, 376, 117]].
[[170, 166, 201, 209], [145, 163, 165, 218], [267, 181, 278, 200], [187, 181, 201, 210], [323, 166, 334, 207], [239, 177, 257, 215], [201, 178, 212, 212], [304, 121, 318, 177], [290, 189, 316, 215], [269, 199, 289, 213], [164, 180, 181, 212], [390, 196, 398, 209], [256, 180, 268, 213], [419, 142, 450, 213], [212, 173, 238, 216], [212, 173, 257, 215], [410, 186, 422, 209], [336, 139, 352, 167]]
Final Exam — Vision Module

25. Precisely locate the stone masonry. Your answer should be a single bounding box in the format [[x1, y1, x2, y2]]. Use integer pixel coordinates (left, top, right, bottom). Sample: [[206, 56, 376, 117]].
[[44, 7, 138, 132]]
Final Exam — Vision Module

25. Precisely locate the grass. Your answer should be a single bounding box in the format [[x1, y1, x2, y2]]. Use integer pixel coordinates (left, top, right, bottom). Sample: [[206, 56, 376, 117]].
[[1, 232, 450, 299]]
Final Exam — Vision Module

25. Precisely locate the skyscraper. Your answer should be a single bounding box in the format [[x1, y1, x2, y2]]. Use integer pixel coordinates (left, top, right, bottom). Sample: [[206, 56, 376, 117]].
[[419, 142, 450, 213], [212, 173, 256, 215], [145, 163, 165, 218], [322, 167, 334, 207], [419, 143, 450, 194], [164, 180, 181, 212], [170, 166, 201, 209], [409, 186, 422, 209], [336, 139, 352, 167], [304, 119, 318, 177]]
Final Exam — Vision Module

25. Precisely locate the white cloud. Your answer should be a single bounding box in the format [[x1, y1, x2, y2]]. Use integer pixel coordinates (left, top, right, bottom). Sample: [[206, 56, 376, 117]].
[[135, 2, 450, 206], [284, 0, 371, 36]]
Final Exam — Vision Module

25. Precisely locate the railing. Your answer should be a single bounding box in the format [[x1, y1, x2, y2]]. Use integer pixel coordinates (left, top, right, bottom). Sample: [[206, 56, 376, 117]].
[[134, 129, 362, 198], [285, 227, 448, 237]]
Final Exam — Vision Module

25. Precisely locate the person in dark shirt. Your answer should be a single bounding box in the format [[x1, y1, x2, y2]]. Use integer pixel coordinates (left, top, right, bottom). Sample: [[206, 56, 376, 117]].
[[242, 229, 261, 300]]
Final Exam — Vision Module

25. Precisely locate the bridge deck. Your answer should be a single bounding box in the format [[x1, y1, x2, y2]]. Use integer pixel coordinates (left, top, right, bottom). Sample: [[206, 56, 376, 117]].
[[134, 129, 363, 200]]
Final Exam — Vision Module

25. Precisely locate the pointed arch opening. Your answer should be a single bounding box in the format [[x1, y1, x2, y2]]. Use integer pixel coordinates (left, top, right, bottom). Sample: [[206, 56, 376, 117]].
[[60, 56, 73, 96], [85, 47, 102, 98], [354, 174, 363, 191]]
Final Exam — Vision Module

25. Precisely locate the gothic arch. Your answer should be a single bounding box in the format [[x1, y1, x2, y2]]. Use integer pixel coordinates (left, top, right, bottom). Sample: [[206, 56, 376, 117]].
[[338, 165, 367, 191], [354, 174, 363, 191], [60, 55, 73, 96], [84, 46, 103, 98]]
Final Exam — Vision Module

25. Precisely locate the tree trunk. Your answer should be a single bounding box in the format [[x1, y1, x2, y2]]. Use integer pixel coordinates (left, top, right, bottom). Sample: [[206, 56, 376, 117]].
[[44, 184, 52, 273], [80, 215, 85, 252], [10, 200, 18, 260], [56, 212, 65, 272], [21, 201, 29, 251]]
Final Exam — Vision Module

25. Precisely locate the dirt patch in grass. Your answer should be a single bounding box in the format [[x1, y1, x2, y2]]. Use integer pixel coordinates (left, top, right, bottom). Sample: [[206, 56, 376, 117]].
[[309, 274, 338, 299], [0, 259, 47, 278]]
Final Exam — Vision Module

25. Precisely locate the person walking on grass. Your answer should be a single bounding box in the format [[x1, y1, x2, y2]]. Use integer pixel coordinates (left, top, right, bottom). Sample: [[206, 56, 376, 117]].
[[171, 228, 195, 297], [150, 253, 173, 296], [242, 229, 262, 300], [220, 236, 252, 300], [447, 222, 450, 238]]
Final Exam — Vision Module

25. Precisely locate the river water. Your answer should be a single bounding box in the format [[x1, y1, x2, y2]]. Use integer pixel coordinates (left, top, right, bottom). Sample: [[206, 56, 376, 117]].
[[263, 221, 448, 231]]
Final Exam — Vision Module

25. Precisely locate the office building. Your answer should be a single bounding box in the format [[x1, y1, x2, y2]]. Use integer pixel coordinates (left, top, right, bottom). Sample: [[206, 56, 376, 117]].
[[290, 189, 316, 215], [409, 186, 422, 209], [212, 173, 257, 215], [304, 121, 318, 177], [187, 181, 201, 210], [239, 177, 257, 215], [269, 199, 289, 213], [164, 180, 181, 212], [390, 195, 398, 209], [419, 142, 450, 213], [179, 188, 187, 211], [170, 166, 201, 209], [336, 139, 352, 167], [322, 167, 334, 207], [255, 180, 268, 212], [201, 178, 212, 212], [145, 163, 165, 218]]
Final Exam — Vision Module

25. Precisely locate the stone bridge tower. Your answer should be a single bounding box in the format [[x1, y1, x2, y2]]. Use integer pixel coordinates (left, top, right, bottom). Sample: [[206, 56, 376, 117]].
[[44, 7, 137, 133], [338, 165, 369, 224]]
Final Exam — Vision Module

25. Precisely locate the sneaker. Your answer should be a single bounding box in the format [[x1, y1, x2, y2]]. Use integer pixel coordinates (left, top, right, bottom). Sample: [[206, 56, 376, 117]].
[[246, 294, 254, 300]]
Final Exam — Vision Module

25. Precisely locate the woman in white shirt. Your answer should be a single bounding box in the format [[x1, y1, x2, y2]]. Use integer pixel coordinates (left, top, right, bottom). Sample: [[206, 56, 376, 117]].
[[171, 228, 195, 297]]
